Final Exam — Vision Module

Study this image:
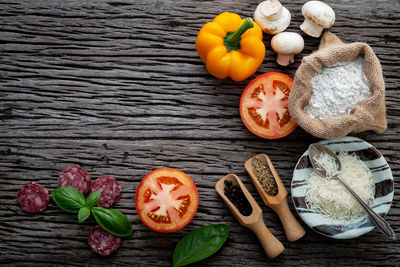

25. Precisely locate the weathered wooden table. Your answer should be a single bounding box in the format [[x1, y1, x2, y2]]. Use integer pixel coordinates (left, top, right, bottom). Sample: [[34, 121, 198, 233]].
[[1, 0, 399, 265]]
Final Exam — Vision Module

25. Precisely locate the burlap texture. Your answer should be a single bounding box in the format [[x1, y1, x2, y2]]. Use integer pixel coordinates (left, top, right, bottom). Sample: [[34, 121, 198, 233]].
[[288, 32, 387, 139]]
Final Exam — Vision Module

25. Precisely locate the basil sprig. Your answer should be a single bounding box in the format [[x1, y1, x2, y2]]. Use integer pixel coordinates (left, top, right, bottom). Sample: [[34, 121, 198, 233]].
[[52, 187, 85, 213], [172, 224, 230, 267], [92, 207, 134, 237], [85, 190, 101, 209], [78, 207, 91, 223], [51, 187, 133, 237]]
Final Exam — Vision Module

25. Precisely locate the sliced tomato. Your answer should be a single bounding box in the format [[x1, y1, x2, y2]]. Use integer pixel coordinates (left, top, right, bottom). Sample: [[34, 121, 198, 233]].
[[240, 72, 297, 139], [135, 168, 199, 233]]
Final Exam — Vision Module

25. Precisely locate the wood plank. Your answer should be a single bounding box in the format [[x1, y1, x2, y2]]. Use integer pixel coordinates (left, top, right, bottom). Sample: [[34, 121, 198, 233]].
[[1, 0, 399, 265], [0, 139, 399, 265], [0, 0, 399, 139]]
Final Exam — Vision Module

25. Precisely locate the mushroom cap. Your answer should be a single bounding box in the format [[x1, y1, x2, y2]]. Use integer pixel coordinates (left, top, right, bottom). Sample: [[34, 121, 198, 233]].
[[271, 32, 304, 54], [254, 0, 291, 34], [302, 1, 335, 28]]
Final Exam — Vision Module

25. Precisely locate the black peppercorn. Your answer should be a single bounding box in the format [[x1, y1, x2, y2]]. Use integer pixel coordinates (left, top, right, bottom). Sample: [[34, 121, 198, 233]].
[[225, 180, 233, 187], [224, 180, 252, 216]]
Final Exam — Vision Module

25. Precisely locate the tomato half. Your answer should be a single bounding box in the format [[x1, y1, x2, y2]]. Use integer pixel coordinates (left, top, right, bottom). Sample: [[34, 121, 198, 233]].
[[135, 168, 199, 233], [240, 72, 297, 139]]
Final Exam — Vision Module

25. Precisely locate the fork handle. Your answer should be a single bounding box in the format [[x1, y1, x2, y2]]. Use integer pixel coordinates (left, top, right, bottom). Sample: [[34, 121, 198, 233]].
[[336, 175, 396, 240]]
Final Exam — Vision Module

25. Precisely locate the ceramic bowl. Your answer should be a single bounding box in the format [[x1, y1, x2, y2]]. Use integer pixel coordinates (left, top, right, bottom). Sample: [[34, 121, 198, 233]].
[[291, 136, 394, 239]]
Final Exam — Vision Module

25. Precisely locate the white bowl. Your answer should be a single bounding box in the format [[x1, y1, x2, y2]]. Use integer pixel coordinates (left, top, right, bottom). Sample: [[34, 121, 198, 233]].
[[291, 136, 394, 239]]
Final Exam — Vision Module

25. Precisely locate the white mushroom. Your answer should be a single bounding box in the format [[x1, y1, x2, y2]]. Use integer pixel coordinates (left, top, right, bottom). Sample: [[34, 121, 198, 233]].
[[271, 32, 304, 66], [254, 0, 291, 35], [300, 1, 335, 38]]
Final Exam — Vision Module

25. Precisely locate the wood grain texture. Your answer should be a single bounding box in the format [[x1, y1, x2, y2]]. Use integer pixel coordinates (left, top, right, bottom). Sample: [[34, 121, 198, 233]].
[[0, 0, 399, 266]]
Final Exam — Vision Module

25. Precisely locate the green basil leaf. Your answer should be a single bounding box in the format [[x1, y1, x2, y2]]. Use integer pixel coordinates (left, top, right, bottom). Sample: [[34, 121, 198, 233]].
[[78, 207, 91, 223], [51, 187, 85, 213], [85, 190, 101, 208], [91, 207, 133, 237], [173, 224, 230, 267]]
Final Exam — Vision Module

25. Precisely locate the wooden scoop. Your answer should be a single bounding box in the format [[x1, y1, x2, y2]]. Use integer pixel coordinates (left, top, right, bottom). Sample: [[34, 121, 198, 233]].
[[245, 154, 305, 242], [215, 174, 284, 259]]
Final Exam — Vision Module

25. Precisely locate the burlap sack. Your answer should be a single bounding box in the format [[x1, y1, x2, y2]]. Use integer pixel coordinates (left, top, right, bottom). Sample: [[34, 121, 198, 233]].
[[289, 31, 387, 139]]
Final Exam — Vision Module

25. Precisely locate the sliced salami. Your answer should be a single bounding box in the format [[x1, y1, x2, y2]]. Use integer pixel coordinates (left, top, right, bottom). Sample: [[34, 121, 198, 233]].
[[58, 166, 91, 195], [17, 182, 49, 213], [88, 225, 122, 256], [91, 176, 122, 208]]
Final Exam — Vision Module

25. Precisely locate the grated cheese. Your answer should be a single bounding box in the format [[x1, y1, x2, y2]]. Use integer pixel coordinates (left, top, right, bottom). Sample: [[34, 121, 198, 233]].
[[305, 152, 375, 222], [313, 152, 340, 178]]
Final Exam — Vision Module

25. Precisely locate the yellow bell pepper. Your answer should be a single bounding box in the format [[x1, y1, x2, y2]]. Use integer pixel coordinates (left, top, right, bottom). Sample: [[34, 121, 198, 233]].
[[196, 12, 265, 82]]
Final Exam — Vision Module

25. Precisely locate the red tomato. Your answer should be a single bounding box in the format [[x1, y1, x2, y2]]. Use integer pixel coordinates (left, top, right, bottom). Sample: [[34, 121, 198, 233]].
[[135, 168, 199, 233], [240, 72, 297, 139]]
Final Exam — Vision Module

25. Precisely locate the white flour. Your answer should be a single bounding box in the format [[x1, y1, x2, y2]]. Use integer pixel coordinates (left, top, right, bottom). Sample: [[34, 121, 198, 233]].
[[304, 57, 371, 120]]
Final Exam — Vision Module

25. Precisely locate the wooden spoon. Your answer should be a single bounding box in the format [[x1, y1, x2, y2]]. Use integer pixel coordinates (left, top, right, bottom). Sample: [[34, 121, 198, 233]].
[[245, 154, 305, 242], [215, 174, 284, 259]]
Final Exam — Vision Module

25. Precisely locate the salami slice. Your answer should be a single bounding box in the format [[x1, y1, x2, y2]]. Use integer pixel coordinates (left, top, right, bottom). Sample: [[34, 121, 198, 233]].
[[88, 225, 122, 256], [58, 166, 91, 195], [90, 176, 122, 208], [17, 182, 49, 213]]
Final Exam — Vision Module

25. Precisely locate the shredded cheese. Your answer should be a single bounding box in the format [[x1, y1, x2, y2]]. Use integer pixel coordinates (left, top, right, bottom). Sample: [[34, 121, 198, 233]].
[[313, 152, 340, 178], [305, 152, 375, 222]]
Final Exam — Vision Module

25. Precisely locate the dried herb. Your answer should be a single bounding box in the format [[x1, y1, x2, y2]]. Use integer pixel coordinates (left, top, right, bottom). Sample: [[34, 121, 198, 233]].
[[224, 180, 252, 216], [251, 158, 278, 196]]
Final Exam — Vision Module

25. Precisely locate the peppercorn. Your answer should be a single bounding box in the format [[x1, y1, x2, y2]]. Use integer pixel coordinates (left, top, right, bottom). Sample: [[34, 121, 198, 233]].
[[224, 180, 252, 216]]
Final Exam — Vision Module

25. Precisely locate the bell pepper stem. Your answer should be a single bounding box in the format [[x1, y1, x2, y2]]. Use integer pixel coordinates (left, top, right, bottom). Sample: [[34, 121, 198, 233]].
[[227, 18, 254, 46]]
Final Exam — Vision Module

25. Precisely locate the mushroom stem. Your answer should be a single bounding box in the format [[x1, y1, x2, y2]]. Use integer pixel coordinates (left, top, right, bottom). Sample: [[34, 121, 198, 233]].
[[259, 1, 282, 20], [300, 18, 324, 38], [266, 11, 283, 21], [271, 32, 304, 66], [276, 54, 294, 66], [254, 0, 291, 35]]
